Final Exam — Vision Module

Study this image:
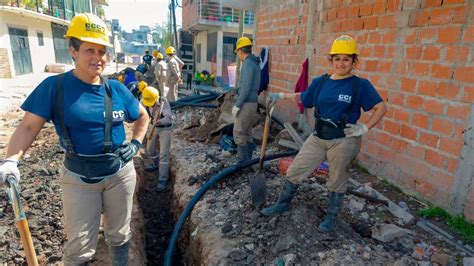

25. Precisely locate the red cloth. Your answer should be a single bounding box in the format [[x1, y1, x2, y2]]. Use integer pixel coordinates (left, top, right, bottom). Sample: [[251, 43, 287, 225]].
[[294, 58, 309, 114]]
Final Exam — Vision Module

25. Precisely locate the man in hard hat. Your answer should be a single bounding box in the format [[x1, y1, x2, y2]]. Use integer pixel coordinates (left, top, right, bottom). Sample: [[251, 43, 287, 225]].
[[141, 86, 173, 190], [165, 46, 182, 102], [153, 52, 168, 98], [232, 37, 260, 162], [0, 13, 149, 265]]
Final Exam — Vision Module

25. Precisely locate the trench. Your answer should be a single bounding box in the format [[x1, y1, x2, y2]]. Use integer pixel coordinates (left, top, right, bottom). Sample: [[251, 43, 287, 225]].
[[135, 157, 187, 265]]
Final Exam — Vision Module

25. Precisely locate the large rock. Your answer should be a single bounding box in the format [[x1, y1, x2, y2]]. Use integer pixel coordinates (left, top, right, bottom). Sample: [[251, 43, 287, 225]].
[[371, 223, 414, 243]]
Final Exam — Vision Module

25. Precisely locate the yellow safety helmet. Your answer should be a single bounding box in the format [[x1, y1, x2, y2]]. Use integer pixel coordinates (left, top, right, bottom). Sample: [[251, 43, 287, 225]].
[[329, 35, 358, 55], [165, 46, 176, 55], [64, 13, 111, 47], [235, 37, 252, 52], [152, 50, 158, 57], [117, 75, 124, 83], [137, 81, 148, 92], [156, 52, 164, 59], [141, 86, 159, 107]]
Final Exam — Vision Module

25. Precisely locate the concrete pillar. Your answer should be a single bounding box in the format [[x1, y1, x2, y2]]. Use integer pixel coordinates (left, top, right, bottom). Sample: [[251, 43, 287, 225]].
[[216, 30, 223, 77]]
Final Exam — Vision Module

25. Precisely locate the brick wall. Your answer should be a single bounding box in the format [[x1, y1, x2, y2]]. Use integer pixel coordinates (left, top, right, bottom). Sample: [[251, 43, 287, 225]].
[[0, 48, 12, 78], [255, 0, 473, 220]]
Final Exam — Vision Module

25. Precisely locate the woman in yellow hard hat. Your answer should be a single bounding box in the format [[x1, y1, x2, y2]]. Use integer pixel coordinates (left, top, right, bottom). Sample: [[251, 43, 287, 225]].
[[0, 13, 150, 265], [262, 35, 387, 233], [141, 86, 173, 190]]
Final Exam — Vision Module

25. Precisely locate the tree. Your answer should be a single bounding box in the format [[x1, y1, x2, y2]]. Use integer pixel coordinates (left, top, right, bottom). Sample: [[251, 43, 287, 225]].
[[152, 23, 173, 51]]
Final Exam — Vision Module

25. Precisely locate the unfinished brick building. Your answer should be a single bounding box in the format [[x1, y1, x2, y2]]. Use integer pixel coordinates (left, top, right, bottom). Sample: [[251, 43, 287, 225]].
[[254, 0, 473, 220]]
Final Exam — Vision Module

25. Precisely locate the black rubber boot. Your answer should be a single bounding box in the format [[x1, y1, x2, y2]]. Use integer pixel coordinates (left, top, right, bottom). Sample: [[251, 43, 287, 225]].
[[260, 180, 299, 216], [318, 192, 345, 232], [247, 142, 256, 160], [109, 242, 129, 266], [237, 144, 249, 162]]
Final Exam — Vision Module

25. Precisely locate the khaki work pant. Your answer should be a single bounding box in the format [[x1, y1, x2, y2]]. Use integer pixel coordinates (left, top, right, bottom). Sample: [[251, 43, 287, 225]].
[[287, 134, 361, 193], [166, 82, 178, 102], [233, 102, 258, 146], [60, 162, 136, 265], [158, 81, 168, 99], [145, 127, 171, 181]]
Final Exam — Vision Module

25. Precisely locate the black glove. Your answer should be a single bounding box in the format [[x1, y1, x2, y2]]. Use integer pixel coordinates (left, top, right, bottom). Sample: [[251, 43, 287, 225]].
[[118, 139, 141, 162]]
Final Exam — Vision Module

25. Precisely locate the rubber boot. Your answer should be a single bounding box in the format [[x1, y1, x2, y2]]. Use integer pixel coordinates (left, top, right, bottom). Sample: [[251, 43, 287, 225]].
[[318, 192, 345, 233], [260, 180, 299, 216], [157, 179, 169, 191], [237, 144, 249, 162], [247, 142, 256, 160], [109, 242, 129, 266]]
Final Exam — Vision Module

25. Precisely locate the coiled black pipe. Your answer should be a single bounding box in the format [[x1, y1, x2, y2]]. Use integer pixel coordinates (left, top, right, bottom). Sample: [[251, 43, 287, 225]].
[[164, 150, 298, 266]]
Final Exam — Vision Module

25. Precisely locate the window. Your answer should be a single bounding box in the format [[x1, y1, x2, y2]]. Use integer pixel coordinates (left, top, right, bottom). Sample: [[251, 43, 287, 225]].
[[196, 44, 201, 63], [206, 32, 217, 62], [37, 31, 44, 46]]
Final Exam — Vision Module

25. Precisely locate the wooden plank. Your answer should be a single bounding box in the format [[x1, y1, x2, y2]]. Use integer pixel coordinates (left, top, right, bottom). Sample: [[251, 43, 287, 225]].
[[278, 139, 300, 150], [283, 122, 304, 147]]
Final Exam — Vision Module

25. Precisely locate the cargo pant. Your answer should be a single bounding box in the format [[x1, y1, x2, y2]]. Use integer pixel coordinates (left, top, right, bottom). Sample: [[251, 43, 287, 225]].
[[287, 134, 361, 193], [166, 82, 178, 102], [233, 102, 258, 146], [145, 127, 171, 181], [60, 162, 136, 265]]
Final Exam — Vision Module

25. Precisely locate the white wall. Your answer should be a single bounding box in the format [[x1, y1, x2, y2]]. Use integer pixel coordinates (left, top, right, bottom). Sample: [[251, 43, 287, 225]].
[[0, 11, 61, 76]]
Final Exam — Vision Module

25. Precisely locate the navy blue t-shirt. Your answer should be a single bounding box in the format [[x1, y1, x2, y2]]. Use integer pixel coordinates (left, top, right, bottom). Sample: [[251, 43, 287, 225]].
[[21, 71, 140, 155], [301, 75, 382, 124]]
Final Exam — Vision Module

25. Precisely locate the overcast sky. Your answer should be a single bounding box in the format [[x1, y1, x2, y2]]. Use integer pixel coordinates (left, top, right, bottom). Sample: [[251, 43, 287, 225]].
[[103, 0, 183, 32]]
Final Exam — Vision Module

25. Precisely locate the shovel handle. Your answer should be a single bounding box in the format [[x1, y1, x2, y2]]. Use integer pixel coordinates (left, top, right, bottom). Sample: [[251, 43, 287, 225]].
[[258, 100, 277, 169], [17, 219, 38, 266]]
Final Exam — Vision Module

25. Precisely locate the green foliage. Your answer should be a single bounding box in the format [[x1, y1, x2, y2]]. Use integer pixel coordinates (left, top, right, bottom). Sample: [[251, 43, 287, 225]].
[[417, 206, 474, 243], [153, 23, 173, 49]]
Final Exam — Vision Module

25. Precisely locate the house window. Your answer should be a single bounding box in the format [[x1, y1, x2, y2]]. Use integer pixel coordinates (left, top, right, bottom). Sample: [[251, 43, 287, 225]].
[[37, 31, 44, 46], [207, 32, 217, 62], [196, 44, 201, 63]]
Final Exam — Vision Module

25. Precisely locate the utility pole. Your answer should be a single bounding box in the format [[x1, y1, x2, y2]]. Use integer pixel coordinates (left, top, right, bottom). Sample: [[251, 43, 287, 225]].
[[171, 0, 178, 48]]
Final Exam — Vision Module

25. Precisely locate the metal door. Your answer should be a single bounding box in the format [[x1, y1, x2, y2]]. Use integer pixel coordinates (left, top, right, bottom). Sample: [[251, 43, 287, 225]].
[[51, 23, 73, 65], [8, 27, 33, 76]]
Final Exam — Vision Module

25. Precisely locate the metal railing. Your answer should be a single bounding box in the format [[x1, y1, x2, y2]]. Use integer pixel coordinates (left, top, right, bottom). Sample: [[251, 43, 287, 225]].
[[197, 0, 254, 25]]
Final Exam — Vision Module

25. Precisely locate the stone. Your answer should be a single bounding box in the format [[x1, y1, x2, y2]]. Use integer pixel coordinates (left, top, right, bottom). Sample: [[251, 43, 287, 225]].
[[363, 252, 371, 260], [463, 257, 474, 266], [221, 223, 233, 234], [284, 253, 296, 265], [431, 253, 455, 266], [228, 249, 248, 261], [372, 223, 414, 243], [244, 243, 254, 251], [348, 198, 365, 213], [272, 234, 297, 254]]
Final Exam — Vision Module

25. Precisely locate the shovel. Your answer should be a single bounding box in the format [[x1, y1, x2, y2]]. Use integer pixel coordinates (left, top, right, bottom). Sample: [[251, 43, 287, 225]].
[[4, 176, 38, 266], [250, 98, 277, 208]]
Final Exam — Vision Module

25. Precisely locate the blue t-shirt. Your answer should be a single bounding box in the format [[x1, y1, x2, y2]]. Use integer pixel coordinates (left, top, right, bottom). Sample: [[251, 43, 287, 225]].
[[143, 54, 152, 65], [301, 75, 382, 124], [21, 71, 140, 155]]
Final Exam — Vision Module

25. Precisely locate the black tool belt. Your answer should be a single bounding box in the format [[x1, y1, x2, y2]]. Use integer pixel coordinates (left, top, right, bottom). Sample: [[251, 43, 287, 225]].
[[64, 152, 123, 183], [313, 118, 346, 140]]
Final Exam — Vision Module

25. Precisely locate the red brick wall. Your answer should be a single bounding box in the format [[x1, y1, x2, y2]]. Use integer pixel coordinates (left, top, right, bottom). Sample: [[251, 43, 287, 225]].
[[0, 48, 12, 78], [255, 0, 473, 220]]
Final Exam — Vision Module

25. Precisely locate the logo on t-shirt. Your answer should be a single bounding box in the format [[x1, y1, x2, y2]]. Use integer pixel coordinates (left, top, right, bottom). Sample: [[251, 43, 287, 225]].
[[338, 94, 351, 103], [104, 110, 125, 122]]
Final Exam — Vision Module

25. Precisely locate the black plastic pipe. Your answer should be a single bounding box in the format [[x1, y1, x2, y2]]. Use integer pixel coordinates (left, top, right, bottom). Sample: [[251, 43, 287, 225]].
[[164, 150, 298, 266], [170, 103, 217, 110]]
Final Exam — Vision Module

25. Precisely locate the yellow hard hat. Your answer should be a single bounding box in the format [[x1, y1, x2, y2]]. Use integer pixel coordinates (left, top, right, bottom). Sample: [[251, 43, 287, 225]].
[[152, 50, 158, 57], [235, 37, 252, 52], [141, 86, 159, 107], [64, 13, 111, 47], [117, 75, 124, 83], [329, 35, 358, 55], [156, 52, 164, 59], [137, 81, 148, 92], [165, 46, 176, 55]]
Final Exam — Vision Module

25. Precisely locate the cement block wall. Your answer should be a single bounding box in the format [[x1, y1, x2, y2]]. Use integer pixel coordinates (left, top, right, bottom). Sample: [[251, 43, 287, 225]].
[[254, 0, 474, 220]]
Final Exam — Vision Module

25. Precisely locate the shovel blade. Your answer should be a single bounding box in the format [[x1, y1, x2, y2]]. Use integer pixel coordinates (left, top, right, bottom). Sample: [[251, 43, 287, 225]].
[[250, 172, 267, 208]]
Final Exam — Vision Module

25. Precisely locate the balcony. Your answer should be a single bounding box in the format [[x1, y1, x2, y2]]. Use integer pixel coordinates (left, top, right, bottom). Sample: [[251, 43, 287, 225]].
[[183, 0, 254, 32]]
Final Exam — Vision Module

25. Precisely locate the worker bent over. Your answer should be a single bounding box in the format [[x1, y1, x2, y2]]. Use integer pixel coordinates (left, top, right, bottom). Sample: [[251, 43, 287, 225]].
[[142, 86, 173, 191]]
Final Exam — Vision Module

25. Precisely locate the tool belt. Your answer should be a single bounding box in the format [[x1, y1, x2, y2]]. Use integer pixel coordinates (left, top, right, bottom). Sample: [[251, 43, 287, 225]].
[[313, 118, 346, 140], [64, 152, 123, 183]]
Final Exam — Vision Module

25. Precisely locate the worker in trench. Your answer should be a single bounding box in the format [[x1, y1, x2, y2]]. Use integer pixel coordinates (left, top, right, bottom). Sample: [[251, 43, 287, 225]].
[[165, 46, 183, 102], [141, 86, 173, 191], [0, 13, 149, 265], [261, 35, 387, 232], [232, 37, 260, 162]]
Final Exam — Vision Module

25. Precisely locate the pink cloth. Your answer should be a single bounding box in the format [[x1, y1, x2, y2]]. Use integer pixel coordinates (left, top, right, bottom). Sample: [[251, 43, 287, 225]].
[[294, 58, 309, 114]]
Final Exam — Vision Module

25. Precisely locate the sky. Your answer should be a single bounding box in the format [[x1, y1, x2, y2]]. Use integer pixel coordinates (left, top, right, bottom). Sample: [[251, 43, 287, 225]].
[[103, 0, 183, 32]]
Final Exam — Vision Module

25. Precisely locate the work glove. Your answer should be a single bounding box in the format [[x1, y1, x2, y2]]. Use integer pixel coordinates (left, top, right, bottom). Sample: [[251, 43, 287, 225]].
[[267, 93, 284, 102], [0, 159, 20, 186], [344, 123, 368, 137], [118, 139, 141, 163], [232, 106, 240, 117]]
